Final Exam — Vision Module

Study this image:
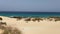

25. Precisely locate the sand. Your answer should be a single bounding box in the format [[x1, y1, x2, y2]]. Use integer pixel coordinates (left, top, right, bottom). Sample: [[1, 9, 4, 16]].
[[0, 29, 4, 34], [0, 16, 60, 34]]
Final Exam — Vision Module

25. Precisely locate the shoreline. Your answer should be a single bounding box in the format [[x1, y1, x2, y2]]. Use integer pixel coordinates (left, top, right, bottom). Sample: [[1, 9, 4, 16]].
[[8, 15, 60, 18]]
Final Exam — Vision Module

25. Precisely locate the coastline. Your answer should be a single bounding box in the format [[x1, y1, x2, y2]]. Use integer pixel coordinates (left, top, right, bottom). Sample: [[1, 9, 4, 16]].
[[0, 16, 60, 34], [0, 12, 60, 18]]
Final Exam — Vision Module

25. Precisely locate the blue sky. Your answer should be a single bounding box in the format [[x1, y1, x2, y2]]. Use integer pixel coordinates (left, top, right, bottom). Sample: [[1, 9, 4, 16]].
[[0, 0, 60, 12]]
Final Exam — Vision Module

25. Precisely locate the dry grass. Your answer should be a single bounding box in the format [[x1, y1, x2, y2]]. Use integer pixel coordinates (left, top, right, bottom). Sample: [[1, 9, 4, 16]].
[[3, 27, 21, 34], [0, 25, 21, 34], [10, 16, 22, 21], [32, 18, 43, 22], [24, 18, 31, 23], [48, 16, 60, 21]]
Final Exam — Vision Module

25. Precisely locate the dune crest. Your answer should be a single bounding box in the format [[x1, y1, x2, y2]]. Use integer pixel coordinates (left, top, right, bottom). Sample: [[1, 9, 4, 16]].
[[0, 16, 60, 34]]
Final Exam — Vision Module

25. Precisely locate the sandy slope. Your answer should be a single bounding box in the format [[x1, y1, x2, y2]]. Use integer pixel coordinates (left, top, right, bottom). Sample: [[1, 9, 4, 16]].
[[0, 16, 60, 34], [0, 29, 4, 34]]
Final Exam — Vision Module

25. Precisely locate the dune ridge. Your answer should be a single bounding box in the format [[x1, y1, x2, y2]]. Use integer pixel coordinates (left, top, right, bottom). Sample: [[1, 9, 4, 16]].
[[0, 16, 60, 34]]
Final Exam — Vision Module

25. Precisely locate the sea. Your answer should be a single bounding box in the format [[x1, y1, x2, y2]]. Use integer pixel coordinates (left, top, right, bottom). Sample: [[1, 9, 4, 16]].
[[0, 12, 60, 17]]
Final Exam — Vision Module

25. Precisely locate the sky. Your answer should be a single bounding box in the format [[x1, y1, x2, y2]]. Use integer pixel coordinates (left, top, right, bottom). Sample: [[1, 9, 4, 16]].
[[0, 0, 60, 12]]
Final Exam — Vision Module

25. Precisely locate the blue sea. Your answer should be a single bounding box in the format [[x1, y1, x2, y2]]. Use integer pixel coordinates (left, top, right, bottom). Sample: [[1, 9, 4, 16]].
[[0, 12, 60, 17]]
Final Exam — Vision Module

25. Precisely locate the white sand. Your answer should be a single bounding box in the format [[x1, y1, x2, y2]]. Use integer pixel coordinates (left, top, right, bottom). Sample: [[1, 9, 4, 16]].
[[0, 16, 60, 34]]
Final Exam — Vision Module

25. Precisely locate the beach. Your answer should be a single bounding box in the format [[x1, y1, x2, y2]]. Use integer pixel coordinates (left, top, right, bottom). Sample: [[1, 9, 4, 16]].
[[0, 16, 60, 34]]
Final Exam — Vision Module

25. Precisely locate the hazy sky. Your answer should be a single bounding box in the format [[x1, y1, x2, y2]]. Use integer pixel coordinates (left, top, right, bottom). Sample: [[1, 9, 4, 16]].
[[0, 0, 60, 12]]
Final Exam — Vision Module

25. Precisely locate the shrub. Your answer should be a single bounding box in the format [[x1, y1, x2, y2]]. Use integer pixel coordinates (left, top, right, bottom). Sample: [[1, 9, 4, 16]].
[[0, 25, 21, 34]]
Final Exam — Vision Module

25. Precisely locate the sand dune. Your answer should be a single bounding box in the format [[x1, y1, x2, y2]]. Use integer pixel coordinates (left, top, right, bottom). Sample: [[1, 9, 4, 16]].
[[0, 16, 60, 34]]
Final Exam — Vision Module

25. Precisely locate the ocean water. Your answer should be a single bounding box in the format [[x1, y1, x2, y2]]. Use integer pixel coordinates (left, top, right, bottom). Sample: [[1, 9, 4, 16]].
[[0, 12, 60, 17]]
